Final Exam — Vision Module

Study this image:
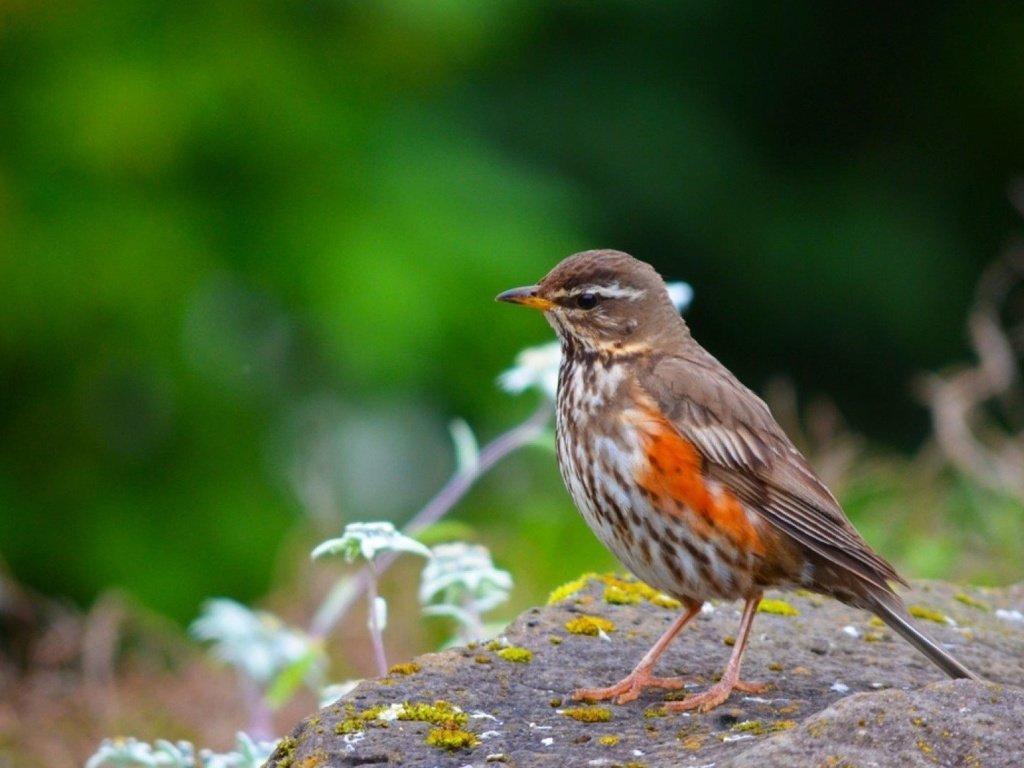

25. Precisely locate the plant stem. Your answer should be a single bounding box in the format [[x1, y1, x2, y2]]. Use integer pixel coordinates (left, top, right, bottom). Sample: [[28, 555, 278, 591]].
[[243, 676, 275, 741], [309, 400, 553, 640]]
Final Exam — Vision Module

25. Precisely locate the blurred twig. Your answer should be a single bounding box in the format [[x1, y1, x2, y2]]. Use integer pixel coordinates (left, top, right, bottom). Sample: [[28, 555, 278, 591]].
[[916, 198, 1024, 502]]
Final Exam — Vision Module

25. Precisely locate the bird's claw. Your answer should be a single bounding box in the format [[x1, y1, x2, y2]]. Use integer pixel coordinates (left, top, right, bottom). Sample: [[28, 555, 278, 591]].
[[573, 672, 686, 705], [664, 678, 768, 712]]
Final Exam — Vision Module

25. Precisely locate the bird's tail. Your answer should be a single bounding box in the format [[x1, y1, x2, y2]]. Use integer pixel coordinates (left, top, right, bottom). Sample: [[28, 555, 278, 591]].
[[863, 590, 980, 681]]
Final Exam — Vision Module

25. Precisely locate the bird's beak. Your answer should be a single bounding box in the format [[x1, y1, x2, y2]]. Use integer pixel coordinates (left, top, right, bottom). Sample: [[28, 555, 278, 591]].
[[495, 285, 555, 311]]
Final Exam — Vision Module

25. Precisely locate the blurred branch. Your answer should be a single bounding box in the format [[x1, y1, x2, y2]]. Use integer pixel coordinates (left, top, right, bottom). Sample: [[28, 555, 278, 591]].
[[916, 217, 1024, 502]]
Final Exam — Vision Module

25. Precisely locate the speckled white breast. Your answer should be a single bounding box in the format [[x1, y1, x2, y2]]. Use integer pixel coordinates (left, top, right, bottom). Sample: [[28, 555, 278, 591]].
[[555, 354, 758, 601]]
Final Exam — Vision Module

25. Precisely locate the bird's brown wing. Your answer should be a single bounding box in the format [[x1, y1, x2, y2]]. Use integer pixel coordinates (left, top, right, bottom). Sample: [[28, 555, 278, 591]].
[[640, 353, 905, 592]]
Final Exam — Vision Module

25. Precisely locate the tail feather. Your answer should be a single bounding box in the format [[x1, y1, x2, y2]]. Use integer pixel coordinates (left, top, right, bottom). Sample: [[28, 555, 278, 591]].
[[865, 592, 980, 681]]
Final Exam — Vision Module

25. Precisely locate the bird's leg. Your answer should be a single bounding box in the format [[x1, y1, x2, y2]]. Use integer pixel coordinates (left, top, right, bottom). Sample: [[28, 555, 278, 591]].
[[573, 600, 702, 705], [666, 594, 768, 713]]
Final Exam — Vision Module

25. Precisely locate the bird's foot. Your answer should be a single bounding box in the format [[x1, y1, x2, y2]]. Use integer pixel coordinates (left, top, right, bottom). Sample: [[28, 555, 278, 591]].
[[573, 668, 687, 706], [664, 678, 768, 713]]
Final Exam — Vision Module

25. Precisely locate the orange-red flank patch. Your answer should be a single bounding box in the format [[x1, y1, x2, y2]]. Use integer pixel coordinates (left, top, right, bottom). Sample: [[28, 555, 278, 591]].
[[632, 405, 765, 555]]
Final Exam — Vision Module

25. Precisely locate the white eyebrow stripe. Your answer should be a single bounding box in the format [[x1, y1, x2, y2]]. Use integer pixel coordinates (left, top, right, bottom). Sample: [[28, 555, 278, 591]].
[[576, 282, 647, 300]]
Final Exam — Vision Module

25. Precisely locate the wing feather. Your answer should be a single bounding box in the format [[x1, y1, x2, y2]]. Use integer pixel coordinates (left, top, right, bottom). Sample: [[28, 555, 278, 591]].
[[640, 353, 905, 591]]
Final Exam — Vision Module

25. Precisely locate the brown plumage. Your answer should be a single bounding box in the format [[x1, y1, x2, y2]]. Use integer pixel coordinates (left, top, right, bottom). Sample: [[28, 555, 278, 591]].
[[497, 249, 978, 712]]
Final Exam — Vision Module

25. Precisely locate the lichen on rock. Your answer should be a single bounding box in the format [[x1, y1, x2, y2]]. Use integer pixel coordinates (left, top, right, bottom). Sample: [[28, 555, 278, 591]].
[[266, 575, 1024, 768]]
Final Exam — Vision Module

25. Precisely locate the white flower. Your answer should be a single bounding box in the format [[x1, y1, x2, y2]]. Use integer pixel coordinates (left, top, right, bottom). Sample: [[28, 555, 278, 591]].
[[498, 281, 693, 400], [84, 741, 194, 768], [190, 599, 316, 685], [86, 737, 188, 768], [419, 543, 513, 641], [419, 543, 513, 610], [498, 340, 561, 399], [666, 281, 694, 313], [199, 733, 279, 768], [86, 733, 278, 768], [311, 521, 432, 564]]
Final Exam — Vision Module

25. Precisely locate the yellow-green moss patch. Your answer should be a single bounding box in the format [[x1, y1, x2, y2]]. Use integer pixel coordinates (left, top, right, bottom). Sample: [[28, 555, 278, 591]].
[[334, 700, 475, 738], [560, 706, 613, 722], [909, 605, 951, 624], [757, 599, 799, 616], [650, 594, 683, 609], [425, 725, 480, 752], [474, 655, 492, 664], [565, 615, 617, 636], [954, 593, 991, 611], [679, 734, 705, 750], [335, 704, 390, 735], [643, 707, 668, 718], [397, 700, 469, 727], [805, 720, 830, 738], [548, 635, 563, 645], [496, 647, 533, 663], [547, 572, 681, 609], [604, 584, 643, 605], [600, 573, 680, 608], [597, 735, 620, 746], [548, 574, 595, 604], [267, 736, 297, 768], [388, 662, 421, 676], [729, 719, 797, 736]]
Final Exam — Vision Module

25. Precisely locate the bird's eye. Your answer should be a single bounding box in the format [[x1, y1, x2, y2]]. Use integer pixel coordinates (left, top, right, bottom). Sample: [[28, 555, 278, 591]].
[[576, 292, 599, 310]]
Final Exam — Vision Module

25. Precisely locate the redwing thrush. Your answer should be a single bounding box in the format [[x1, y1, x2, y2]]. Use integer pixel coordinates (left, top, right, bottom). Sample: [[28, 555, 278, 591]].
[[497, 249, 978, 713]]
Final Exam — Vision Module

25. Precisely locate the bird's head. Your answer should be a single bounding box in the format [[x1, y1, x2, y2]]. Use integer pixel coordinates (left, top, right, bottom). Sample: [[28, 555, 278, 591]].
[[497, 249, 686, 353]]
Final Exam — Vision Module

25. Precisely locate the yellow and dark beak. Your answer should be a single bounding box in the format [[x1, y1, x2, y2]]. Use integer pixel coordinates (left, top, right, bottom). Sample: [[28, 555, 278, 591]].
[[495, 285, 555, 311]]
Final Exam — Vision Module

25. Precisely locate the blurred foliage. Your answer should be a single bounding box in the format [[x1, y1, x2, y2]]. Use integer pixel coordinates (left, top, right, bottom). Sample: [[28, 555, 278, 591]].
[[1, 1, 1022, 623]]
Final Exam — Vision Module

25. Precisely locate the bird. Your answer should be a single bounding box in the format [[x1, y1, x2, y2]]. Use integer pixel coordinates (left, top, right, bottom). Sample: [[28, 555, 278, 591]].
[[496, 249, 979, 713]]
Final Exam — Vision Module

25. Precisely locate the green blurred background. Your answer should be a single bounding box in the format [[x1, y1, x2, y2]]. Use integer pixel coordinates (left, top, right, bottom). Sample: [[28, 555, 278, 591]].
[[2, 1, 1023, 626]]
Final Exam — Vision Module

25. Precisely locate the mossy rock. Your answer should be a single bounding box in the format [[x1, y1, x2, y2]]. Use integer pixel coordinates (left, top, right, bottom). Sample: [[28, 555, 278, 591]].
[[265, 577, 1024, 767]]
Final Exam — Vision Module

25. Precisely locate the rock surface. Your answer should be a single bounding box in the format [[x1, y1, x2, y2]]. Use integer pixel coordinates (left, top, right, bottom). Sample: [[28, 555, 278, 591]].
[[265, 575, 1024, 768]]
